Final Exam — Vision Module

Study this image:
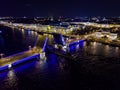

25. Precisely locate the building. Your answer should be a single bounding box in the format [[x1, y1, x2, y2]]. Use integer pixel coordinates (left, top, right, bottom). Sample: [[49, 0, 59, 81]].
[[95, 31, 117, 40]]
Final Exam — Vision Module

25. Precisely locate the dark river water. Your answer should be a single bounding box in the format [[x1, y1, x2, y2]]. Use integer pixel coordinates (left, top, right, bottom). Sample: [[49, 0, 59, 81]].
[[0, 26, 120, 90], [0, 26, 38, 56]]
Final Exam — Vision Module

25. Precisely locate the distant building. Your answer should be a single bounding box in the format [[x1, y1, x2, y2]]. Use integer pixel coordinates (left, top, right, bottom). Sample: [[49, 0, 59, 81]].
[[95, 31, 117, 40], [109, 33, 118, 40]]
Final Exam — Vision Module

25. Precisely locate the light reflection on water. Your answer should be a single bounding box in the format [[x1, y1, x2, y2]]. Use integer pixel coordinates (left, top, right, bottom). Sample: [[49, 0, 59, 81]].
[[35, 59, 47, 70], [83, 41, 120, 58], [7, 70, 18, 88], [0, 40, 120, 89], [0, 26, 38, 56], [0, 35, 5, 50]]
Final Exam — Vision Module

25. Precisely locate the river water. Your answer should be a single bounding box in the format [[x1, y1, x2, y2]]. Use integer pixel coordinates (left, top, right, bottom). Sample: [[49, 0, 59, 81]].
[[0, 26, 120, 90], [0, 26, 38, 56]]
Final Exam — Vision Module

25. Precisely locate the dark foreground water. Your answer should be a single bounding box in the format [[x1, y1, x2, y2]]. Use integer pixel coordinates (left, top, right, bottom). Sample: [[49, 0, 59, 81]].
[[0, 26, 120, 90], [0, 41, 120, 90]]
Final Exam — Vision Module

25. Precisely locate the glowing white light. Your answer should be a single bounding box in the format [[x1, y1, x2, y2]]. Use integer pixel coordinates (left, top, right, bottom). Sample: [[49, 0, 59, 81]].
[[62, 46, 67, 52], [8, 64, 12, 69], [40, 52, 46, 60]]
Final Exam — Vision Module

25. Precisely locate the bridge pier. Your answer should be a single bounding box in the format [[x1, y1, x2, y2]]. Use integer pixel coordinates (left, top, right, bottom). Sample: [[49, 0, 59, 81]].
[[40, 52, 46, 60]]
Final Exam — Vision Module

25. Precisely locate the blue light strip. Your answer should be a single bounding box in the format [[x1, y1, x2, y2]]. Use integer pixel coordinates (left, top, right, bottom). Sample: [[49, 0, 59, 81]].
[[42, 37, 48, 52], [69, 39, 85, 46], [79, 39, 86, 42], [12, 54, 40, 66], [0, 54, 40, 72], [0, 65, 8, 71]]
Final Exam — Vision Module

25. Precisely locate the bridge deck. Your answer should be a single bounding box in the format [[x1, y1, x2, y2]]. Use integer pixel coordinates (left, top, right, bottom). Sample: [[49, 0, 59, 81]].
[[0, 47, 41, 67]]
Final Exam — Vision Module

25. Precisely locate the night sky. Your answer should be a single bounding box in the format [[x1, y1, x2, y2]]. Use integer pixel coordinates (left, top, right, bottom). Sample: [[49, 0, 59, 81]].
[[0, 0, 120, 17]]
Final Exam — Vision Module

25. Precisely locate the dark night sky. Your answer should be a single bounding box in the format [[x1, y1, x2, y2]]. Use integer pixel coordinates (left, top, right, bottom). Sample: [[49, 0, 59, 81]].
[[0, 0, 120, 17]]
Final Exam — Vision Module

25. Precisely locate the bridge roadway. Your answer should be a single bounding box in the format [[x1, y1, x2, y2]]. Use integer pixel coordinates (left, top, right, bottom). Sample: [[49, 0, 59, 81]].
[[0, 48, 39, 67]]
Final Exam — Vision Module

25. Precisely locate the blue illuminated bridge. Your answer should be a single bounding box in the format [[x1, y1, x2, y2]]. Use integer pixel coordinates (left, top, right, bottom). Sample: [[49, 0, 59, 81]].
[[0, 28, 85, 72]]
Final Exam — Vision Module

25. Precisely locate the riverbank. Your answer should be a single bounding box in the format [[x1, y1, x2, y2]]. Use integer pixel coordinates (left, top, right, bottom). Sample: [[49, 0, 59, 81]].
[[86, 37, 120, 47]]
